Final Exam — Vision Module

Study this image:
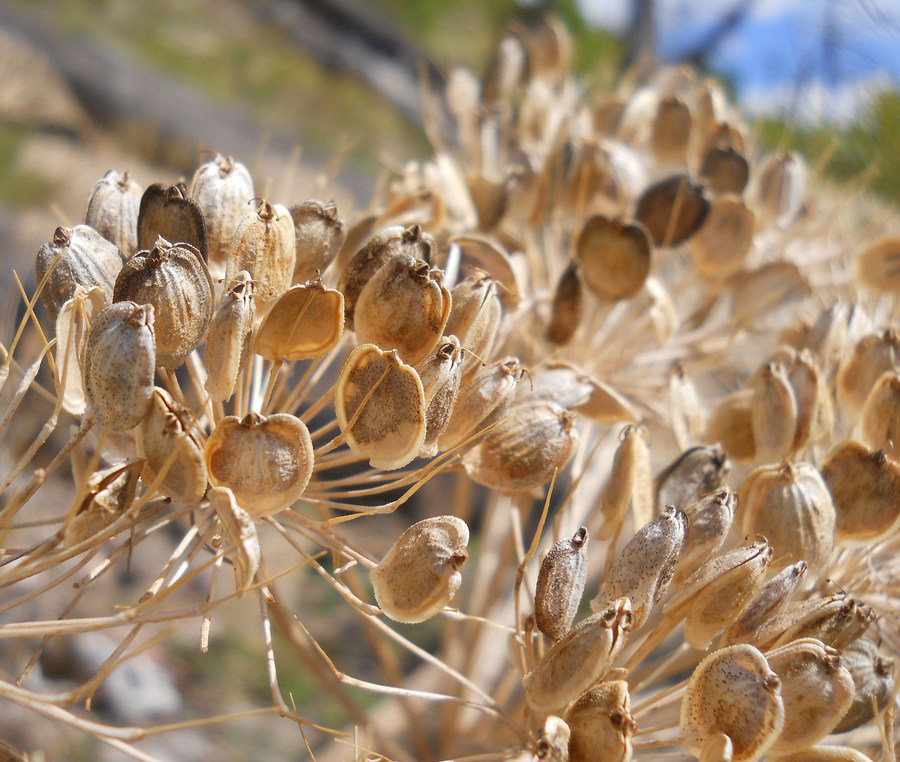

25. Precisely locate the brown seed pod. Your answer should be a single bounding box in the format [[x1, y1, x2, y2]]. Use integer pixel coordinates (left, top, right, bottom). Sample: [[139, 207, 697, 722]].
[[36, 224, 125, 322], [482, 24, 528, 109], [83, 301, 156, 430], [575, 216, 652, 301], [441, 270, 503, 377], [335, 344, 426, 470], [635, 174, 710, 247], [83, 169, 142, 258], [113, 237, 214, 369], [699, 146, 750, 195], [598, 425, 653, 539], [837, 329, 900, 415], [689, 195, 755, 280], [860, 370, 900, 461], [450, 234, 521, 308], [255, 280, 344, 362], [370, 515, 469, 624], [289, 200, 347, 284], [748, 151, 807, 228], [833, 638, 895, 733], [55, 286, 106, 417], [204, 412, 314, 518], [137, 181, 207, 259], [523, 598, 633, 714], [564, 680, 635, 762], [706, 389, 756, 461], [751, 362, 798, 461], [204, 271, 255, 402], [854, 237, 900, 294], [787, 350, 831, 451], [655, 444, 730, 513], [535, 527, 589, 641], [62, 460, 143, 548], [649, 96, 692, 165], [546, 261, 583, 345], [415, 337, 463, 458], [680, 644, 784, 762], [769, 594, 876, 651], [207, 486, 260, 596], [674, 488, 736, 585]]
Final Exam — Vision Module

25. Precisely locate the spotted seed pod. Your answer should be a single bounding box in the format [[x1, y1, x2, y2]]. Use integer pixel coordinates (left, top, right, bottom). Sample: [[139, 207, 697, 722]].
[[444, 270, 503, 377], [207, 486, 260, 597], [523, 598, 633, 714], [748, 151, 807, 228], [836, 329, 900, 415], [546, 260, 582, 345], [136, 387, 207, 504], [680, 644, 784, 762], [564, 680, 635, 762], [255, 279, 344, 362], [706, 389, 756, 461], [635, 174, 710, 247], [535, 527, 589, 641], [55, 286, 106, 416], [598, 426, 653, 539], [655, 443, 730, 513], [575, 216, 652, 300], [833, 638, 895, 733], [113, 237, 215, 369], [62, 460, 143, 548], [854, 237, 900, 294], [689, 195, 755, 280], [36, 224, 125, 322], [768, 746, 876, 762], [699, 146, 749, 195], [83, 169, 142, 257], [769, 594, 876, 651], [204, 412, 314, 518], [83, 301, 156, 430], [289, 200, 347, 284], [137, 182, 207, 259], [415, 337, 463, 458], [674, 488, 736, 585], [370, 516, 469, 624], [204, 271, 255, 402], [533, 716, 571, 762]]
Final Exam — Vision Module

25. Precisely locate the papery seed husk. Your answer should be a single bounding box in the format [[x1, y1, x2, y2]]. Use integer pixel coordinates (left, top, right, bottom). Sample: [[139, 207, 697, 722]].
[[751, 362, 798, 461], [854, 237, 900, 294], [732, 261, 811, 329], [635, 174, 710, 247], [483, 25, 528, 109], [525, 361, 593, 410], [674, 488, 736, 585], [371, 516, 469, 624], [55, 286, 106, 417], [788, 350, 830, 451], [63, 460, 143, 547], [859, 370, 900, 461], [655, 444, 730, 513], [748, 151, 808, 228], [535, 527, 589, 641], [564, 680, 634, 762], [689, 195, 754, 280], [84, 169, 142, 258], [770, 595, 876, 651], [706, 389, 756, 461], [137, 182, 207, 259], [700, 146, 749, 195], [255, 280, 344, 362], [204, 271, 255, 402], [442, 270, 503, 377], [836, 329, 900, 415], [546, 260, 583, 345], [290, 200, 347, 284], [415, 337, 463, 458], [531, 715, 570, 762], [833, 637, 895, 733], [208, 486, 260, 596], [575, 216, 652, 300], [597, 425, 653, 540], [451, 234, 521, 308], [721, 561, 807, 646], [669, 364, 705, 450], [698, 733, 733, 762]]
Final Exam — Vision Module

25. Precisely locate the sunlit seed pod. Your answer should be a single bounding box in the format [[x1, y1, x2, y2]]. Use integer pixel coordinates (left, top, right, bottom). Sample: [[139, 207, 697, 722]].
[[731, 262, 811, 330], [699, 145, 749, 195], [529, 15, 570, 82], [859, 370, 900, 461], [255, 280, 344, 362], [698, 733, 733, 762], [597, 425, 653, 540], [113, 237, 214, 369], [137, 181, 207, 260], [370, 515, 469, 624], [770, 594, 876, 651], [837, 330, 900, 415], [769, 746, 876, 762], [833, 637, 895, 733], [467, 168, 522, 231], [289, 200, 347, 284], [788, 350, 831, 451], [62, 460, 143, 548], [575, 216, 652, 301], [523, 598, 633, 714], [680, 644, 784, 762], [335, 344, 426, 470], [189, 154, 254, 275], [546, 261, 583, 345], [204, 271, 255, 402], [525, 362, 593, 410], [450, 234, 521, 308], [740, 461, 835, 577], [204, 412, 314, 518], [535, 527, 589, 641], [669, 364, 705, 450], [765, 638, 856, 754], [655, 443, 730, 513], [689, 195, 755, 280], [415, 337, 463, 458], [564, 680, 635, 762], [854, 237, 900, 294], [207, 487, 260, 597], [482, 25, 528, 109], [649, 96, 692, 165], [557, 141, 628, 220], [36, 224, 125, 322], [751, 362, 798, 461], [55, 286, 106, 417], [635, 174, 710, 247], [592, 506, 686, 630], [674, 489, 736, 585], [83, 169, 142, 257], [442, 270, 502, 377], [531, 715, 570, 762], [706, 389, 756, 461], [136, 387, 207, 504], [83, 301, 156, 430]]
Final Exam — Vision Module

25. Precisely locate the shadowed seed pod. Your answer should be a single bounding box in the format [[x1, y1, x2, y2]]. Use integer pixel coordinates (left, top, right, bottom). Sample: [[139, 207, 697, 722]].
[[836, 329, 900, 415], [415, 336, 463, 457], [535, 527, 589, 641], [674, 488, 736, 584], [207, 486, 260, 596], [370, 516, 469, 624], [204, 271, 255, 402], [706, 388, 756, 461], [598, 425, 653, 539], [546, 260, 582, 345], [575, 216, 652, 301], [768, 593, 876, 651], [655, 443, 730, 513], [83, 169, 142, 257], [290, 200, 347, 284], [854, 237, 900, 294], [444, 270, 503, 377], [833, 638, 895, 733], [563, 680, 635, 762], [62, 460, 143, 548], [137, 181, 207, 259], [635, 174, 710, 247], [699, 146, 749, 195], [689, 195, 755, 280], [55, 286, 106, 416], [255, 279, 344, 362]]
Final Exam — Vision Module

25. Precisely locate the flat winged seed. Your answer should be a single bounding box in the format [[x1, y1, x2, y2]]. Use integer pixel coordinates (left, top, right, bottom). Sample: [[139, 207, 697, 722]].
[[415, 337, 463, 458], [575, 216, 652, 300], [706, 389, 756, 462], [674, 488, 736, 585], [204, 412, 314, 518], [289, 200, 347, 284], [523, 598, 633, 714], [55, 286, 106, 416], [83, 170, 142, 257], [255, 280, 344, 362], [335, 344, 426, 470], [207, 486, 260, 596], [836, 329, 900, 415], [655, 444, 730, 513], [461, 400, 579, 492], [680, 644, 784, 762], [62, 460, 143, 548], [689, 195, 755, 280], [84, 301, 156, 430], [597, 426, 653, 540], [535, 527, 589, 641], [635, 174, 710, 247], [699, 146, 750, 195], [136, 387, 207, 504], [205, 271, 255, 402], [444, 270, 503, 378], [36, 224, 125, 321], [564, 680, 635, 762], [748, 151, 808, 228], [137, 182, 207, 259], [770, 747, 877, 762], [113, 237, 214, 369], [751, 362, 798, 461], [770, 594, 876, 651], [854, 237, 900, 294], [370, 516, 469, 624], [546, 261, 583, 345], [721, 561, 808, 646], [592, 506, 686, 630], [833, 638, 895, 733]]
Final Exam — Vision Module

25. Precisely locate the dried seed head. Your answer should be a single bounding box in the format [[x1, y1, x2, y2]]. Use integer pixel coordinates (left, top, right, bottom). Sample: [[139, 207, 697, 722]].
[[564, 680, 635, 762], [535, 527, 589, 641], [84, 301, 156, 430], [204, 412, 314, 518], [706, 389, 756, 462], [370, 515, 469, 624], [854, 237, 900, 294], [770, 594, 876, 651], [689, 195, 754, 280], [255, 280, 344, 362], [699, 146, 749, 195], [83, 169, 142, 257], [674, 488, 736, 585], [655, 444, 730, 513], [207, 486, 260, 597], [204, 271, 255, 402], [137, 181, 207, 259], [836, 329, 900, 415], [751, 362, 798, 461], [546, 261, 583, 345], [860, 370, 900, 461], [290, 200, 347, 284], [415, 337, 463, 458], [748, 151, 807, 228], [63, 460, 143, 548], [635, 174, 710, 247], [575, 216, 652, 300], [113, 237, 215, 369], [55, 286, 106, 417], [833, 638, 895, 733], [598, 425, 653, 539]]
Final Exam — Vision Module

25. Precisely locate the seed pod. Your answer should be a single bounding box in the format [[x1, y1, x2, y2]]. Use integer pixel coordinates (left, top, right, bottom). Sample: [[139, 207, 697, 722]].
[[255, 280, 344, 362], [113, 237, 214, 369], [751, 362, 798, 461], [593, 506, 686, 630], [698, 733, 733, 762], [290, 200, 347, 284], [575, 216, 652, 301], [699, 146, 749, 195], [136, 387, 207, 504], [546, 261, 583, 345], [55, 286, 106, 416], [204, 271, 255, 402], [836, 329, 900, 415], [370, 516, 469, 624], [524, 598, 633, 714], [766, 638, 856, 754], [787, 350, 831, 451], [681, 644, 784, 762], [689, 195, 754, 280], [598, 426, 653, 539], [575, 377, 639, 423], [854, 237, 900, 294], [415, 337, 463, 458], [208, 486, 260, 596], [635, 174, 710, 247], [833, 638, 895, 733], [769, 594, 876, 651], [564, 680, 635, 762], [84, 301, 156, 430], [461, 400, 579, 492], [650, 96, 692, 165], [535, 527, 589, 641], [482, 25, 528, 109], [137, 181, 207, 259], [190, 154, 254, 274], [62, 460, 143, 548], [674, 488, 736, 585], [526, 362, 594, 410], [83, 169, 142, 257], [655, 444, 730, 513], [204, 412, 314, 518], [444, 270, 503, 377], [748, 151, 807, 228], [732, 261, 811, 329], [451, 234, 520, 308], [36, 224, 125, 322], [769, 746, 877, 762], [860, 371, 900, 461], [532, 715, 570, 762], [706, 389, 756, 461], [335, 344, 426, 470]]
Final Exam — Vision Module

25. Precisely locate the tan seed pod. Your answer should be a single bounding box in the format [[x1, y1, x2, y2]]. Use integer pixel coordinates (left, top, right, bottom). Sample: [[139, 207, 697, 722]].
[[546, 261, 583, 345], [83, 169, 142, 257], [860, 370, 900, 461], [415, 337, 463, 458], [370, 515, 469, 624], [137, 181, 207, 259], [113, 237, 215, 369], [535, 527, 589, 641], [674, 488, 737, 585], [564, 680, 635, 762], [699, 146, 749, 195], [523, 598, 633, 714], [597, 425, 653, 540], [531, 715, 570, 762], [575, 377, 639, 424], [482, 25, 528, 109], [635, 174, 710, 247], [255, 279, 344, 362], [525, 361, 593, 410], [136, 387, 207, 504], [680, 643, 784, 762], [787, 350, 831, 451], [290, 200, 347, 284], [335, 344, 426, 470], [450, 234, 521, 308], [36, 224, 125, 322], [689, 195, 755, 280], [204, 271, 255, 402], [650, 96, 692, 165], [442, 270, 502, 378], [854, 237, 900, 294], [833, 637, 895, 733], [706, 389, 756, 462], [204, 412, 314, 518], [768, 746, 875, 762], [575, 216, 652, 301], [669, 364, 705, 450], [698, 733, 733, 762], [83, 301, 156, 430], [731, 261, 811, 329], [836, 329, 900, 415], [655, 444, 730, 513], [769, 594, 876, 651], [751, 362, 798, 461], [62, 460, 143, 548], [55, 286, 106, 417], [748, 151, 808, 228], [207, 486, 260, 596]]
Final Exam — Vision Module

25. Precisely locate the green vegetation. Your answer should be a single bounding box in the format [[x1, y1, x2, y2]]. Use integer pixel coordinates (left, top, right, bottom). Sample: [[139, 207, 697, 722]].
[[0, 124, 55, 206]]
